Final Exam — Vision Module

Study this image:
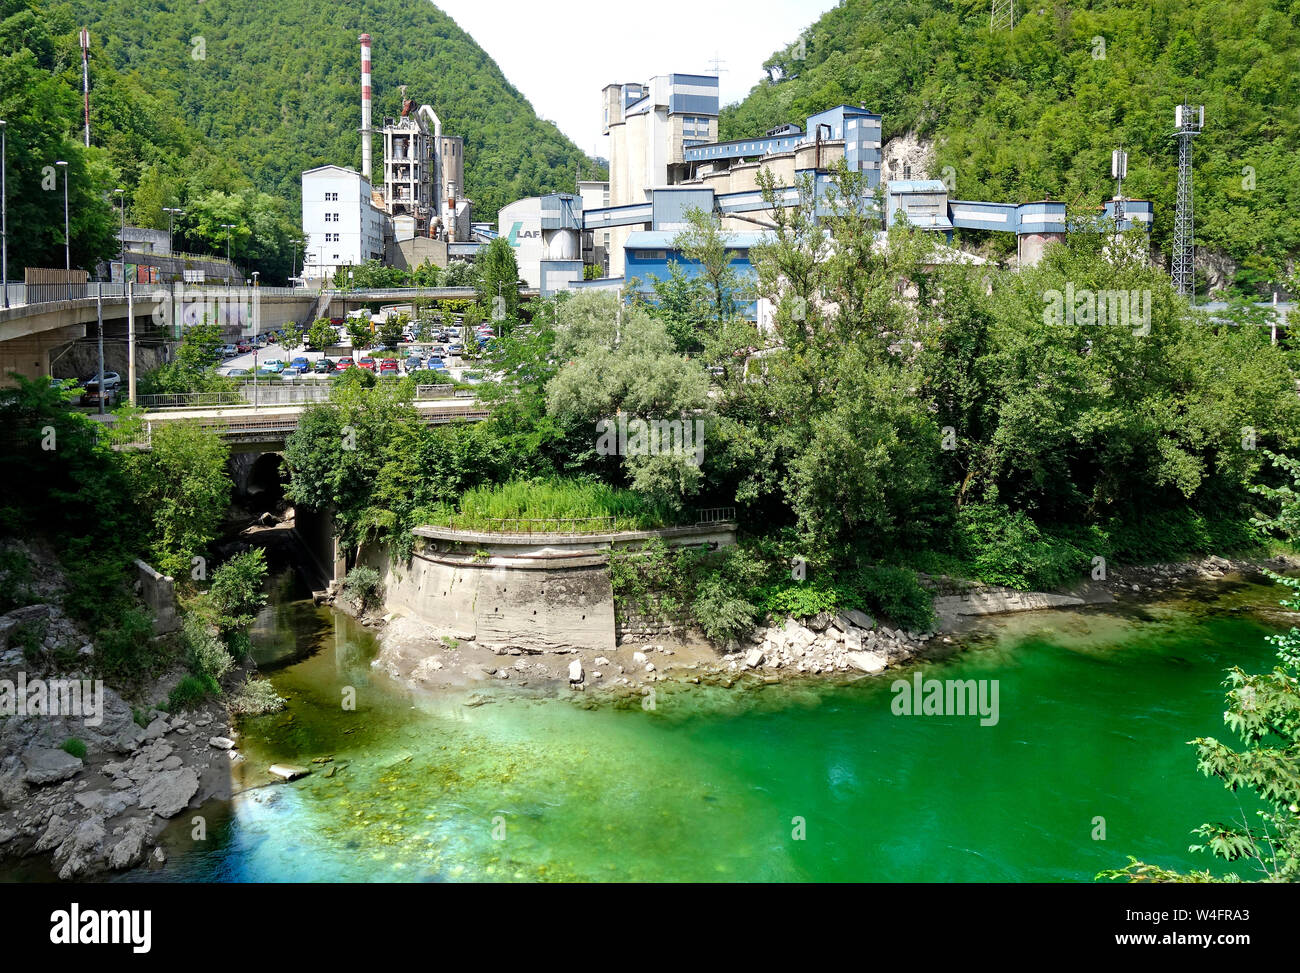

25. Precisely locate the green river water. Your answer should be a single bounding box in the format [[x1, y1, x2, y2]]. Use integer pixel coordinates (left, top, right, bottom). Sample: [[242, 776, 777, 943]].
[[99, 569, 1286, 883]]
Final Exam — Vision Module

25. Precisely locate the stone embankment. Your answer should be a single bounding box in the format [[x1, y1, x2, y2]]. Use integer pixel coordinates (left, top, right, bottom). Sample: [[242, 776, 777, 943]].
[[0, 539, 242, 879]]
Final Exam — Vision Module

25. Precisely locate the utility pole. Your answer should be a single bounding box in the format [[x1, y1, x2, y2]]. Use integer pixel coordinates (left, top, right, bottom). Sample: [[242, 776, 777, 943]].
[[1172, 103, 1204, 299], [164, 207, 183, 257], [1111, 149, 1127, 225], [95, 282, 105, 415], [1, 119, 8, 309], [114, 187, 125, 271], [127, 281, 136, 406], [56, 160, 69, 300]]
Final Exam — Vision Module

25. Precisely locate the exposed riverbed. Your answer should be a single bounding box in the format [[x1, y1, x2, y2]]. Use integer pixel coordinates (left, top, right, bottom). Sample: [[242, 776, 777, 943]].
[[116, 570, 1284, 883]]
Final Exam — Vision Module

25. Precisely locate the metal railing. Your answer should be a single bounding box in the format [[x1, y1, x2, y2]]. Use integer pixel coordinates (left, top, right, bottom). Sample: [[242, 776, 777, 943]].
[[138, 384, 477, 411], [695, 506, 737, 525]]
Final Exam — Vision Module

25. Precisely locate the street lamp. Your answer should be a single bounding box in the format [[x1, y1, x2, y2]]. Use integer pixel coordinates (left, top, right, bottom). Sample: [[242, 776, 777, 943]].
[[1, 119, 8, 309], [221, 223, 236, 266], [252, 270, 259, 288], [163, 207, 183, 256], [55, 160, 69, 300]]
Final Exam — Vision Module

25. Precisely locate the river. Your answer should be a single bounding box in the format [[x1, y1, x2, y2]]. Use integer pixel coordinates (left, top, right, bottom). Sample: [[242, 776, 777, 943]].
[[124, 569, 1284, 882]]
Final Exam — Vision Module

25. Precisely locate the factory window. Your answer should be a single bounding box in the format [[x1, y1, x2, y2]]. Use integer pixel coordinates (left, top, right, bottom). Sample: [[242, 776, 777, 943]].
[[633, 249, 666, 260]]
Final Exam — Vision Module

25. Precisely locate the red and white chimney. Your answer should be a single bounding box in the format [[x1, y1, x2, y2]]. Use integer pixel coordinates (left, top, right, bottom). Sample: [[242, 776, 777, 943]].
[[359, 33, 373, 181]]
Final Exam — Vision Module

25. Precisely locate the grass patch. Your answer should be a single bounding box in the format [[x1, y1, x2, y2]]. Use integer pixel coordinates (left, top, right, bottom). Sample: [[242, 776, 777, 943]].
[[432, 478, 675, 533], [60, 737, 86, 760], [168, 673, 219, 712]]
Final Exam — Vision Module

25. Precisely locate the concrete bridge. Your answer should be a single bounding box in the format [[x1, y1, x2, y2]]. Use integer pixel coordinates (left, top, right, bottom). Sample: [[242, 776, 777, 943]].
[[0, 282, 538, 384], [101, 396, 488, 452]]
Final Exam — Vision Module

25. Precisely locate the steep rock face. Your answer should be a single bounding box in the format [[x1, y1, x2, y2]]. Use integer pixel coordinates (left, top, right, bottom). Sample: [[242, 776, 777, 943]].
[[881, 132, 937, 187]]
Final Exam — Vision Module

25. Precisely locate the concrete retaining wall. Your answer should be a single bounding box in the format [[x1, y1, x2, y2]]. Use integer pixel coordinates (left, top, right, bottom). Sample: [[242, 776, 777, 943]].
[[133, 560, 180, 635], [363, 522, 737, 653]]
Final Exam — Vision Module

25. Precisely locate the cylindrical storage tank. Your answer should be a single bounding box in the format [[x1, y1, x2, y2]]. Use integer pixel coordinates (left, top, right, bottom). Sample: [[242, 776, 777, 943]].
[[545, 228, 579, 260]]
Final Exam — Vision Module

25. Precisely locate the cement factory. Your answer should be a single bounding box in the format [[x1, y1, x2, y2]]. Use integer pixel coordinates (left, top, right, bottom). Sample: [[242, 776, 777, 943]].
[[301, 41, 1153, 308]]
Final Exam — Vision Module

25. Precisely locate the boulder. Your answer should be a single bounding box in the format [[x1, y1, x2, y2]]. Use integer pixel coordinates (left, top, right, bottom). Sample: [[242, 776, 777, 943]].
[[144, 717, 169, 740], [21, 747, 83, 785], [108, 826, 148, 870], [137, 767, 199, 818], [806, 613, 831, 632], [568, 659, 584, 683], [744, 648, 765, 669], [840, 609, 876, 631], [846, 651, 888, 674], [208, 736, 235, 750]]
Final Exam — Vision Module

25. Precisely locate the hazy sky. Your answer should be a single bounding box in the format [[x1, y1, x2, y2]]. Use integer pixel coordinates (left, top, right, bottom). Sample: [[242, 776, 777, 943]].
[[433, 0, 841, 157]]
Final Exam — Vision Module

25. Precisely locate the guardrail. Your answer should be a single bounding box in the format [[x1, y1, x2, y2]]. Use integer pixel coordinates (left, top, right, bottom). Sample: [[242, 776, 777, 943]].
[[695, 506, 737, 525]]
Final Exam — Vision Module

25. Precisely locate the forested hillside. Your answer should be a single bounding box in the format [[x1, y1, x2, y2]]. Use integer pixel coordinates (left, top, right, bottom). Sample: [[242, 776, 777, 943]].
[[63, 0, 601, 221], [722, 0, 1300, 294]]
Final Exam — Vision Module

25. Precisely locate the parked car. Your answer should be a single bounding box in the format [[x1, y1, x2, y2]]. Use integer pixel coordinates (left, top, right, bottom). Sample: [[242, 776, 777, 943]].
[[260, 360, 285, 373], [447, 343, 464, 355], [461, 370, 485, 385], [403, 357, 424, 373], [334, 357, 355, 371], [329, 317, 344, 326], [236, 340, 252, 353], [426, 355, 444, 368], [288, 357, 311, 374], [227, 367, 251, 376], [357, 357, 376, 371], [217, 344, 239, 358], [378, 359, 399, 375], [80, 381, 117, 407], [313, 359, 334, 374]]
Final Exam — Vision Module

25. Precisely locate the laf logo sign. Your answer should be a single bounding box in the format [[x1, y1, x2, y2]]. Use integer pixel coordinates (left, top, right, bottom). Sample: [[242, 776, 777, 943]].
[[506, 221, 540, 245]]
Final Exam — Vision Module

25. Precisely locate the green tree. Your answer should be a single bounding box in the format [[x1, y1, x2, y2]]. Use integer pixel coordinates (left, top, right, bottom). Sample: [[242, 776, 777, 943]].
[[306, 319, 336, 352], [126, 423, 231, 581], [476, 237, 522, 325]]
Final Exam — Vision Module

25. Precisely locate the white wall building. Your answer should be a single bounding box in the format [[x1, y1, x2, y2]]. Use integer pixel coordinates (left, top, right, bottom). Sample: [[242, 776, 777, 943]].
[[301, 165, 386, 281]]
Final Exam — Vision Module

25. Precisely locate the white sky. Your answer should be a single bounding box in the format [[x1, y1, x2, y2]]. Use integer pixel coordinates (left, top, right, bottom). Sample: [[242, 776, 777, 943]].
[[433, 0, 841, 157]]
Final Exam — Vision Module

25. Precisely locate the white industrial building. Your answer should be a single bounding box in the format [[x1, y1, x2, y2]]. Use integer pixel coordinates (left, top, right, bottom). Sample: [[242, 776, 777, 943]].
[[301, 165, 386, 282], [497, 193, 585, 294]]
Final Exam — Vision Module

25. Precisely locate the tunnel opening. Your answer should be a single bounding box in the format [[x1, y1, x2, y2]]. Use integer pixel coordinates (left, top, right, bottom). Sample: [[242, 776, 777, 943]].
[[245, 452, 288, 512]]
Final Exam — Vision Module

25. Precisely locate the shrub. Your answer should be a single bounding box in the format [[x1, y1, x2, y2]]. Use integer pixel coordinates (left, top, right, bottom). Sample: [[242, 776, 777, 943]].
[[228, 675, 286, 716], [11, 618, 47, 663], [843, 565, 934, 632], [60, 738, 86, 760], [183, 614, 234, 683], [692, 573, 757, 645], [95, 607, 168, 681], [343, 566, 383, 611], [168, 673, 219, 711], [958, 503, 1089, 590]]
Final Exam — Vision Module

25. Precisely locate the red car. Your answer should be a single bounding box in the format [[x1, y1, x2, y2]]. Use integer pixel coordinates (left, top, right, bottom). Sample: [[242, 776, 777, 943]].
[[334, 357, 355, 371], [378, 359, 398, 374], [357, 357, 376, 371], [236, 340, 252, 353]]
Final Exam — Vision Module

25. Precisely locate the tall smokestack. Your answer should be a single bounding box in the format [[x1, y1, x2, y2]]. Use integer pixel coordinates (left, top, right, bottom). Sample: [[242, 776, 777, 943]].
[[360, 33, 373, 181]]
